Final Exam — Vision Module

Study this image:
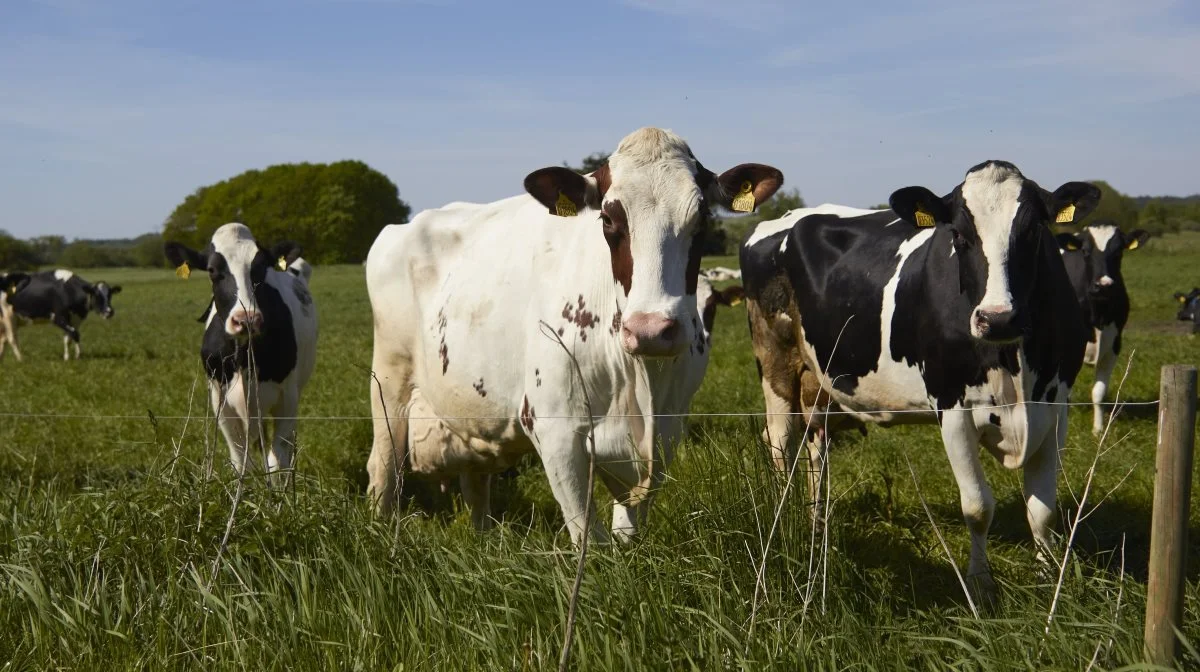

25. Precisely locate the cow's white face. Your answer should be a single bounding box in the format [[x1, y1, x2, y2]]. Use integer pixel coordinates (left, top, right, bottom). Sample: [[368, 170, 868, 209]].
[[524, 127, 782, 357], [164, 223, 303, 340], [890, 161, 1101, 344]]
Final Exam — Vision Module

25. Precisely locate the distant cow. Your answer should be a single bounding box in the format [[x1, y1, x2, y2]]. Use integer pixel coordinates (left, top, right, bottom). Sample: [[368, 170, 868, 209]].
[[1055, 221, 1149, 434], [1176, 288, 1200, 333], [164, 224, 319, 481], [365, 127, 782, 544], [1, 272, 32, 361], [741, 161, 1098, 595], [6, 270, 122, 360], [700, 266, 742, 282]]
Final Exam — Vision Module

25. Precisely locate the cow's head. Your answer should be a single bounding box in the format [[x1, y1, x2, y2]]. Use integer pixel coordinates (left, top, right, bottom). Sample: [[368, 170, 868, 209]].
[[164, 223, 302, 340], [88, 281, 121, 319], [890, 161, 1101, 343], [1176, 288, 1200, 334], [524, 127, 781, 357], [697, 280, 744, 339], [1056, 221, 1147, 299], [0, 272, 32, 301]]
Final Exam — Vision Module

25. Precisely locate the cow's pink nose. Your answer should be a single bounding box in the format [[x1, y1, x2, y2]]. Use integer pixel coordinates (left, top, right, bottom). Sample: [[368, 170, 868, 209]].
[[621, 312, 683, 356], [230, 310, 263, 333]]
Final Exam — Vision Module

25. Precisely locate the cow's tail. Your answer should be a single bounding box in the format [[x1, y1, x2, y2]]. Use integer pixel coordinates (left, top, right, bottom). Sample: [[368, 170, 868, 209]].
[[288, 258, 314, 284]]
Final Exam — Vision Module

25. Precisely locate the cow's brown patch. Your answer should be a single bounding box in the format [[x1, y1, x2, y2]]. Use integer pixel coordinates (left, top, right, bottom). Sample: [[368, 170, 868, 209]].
[[562, 295, 600, 336], [592, 163, 611, 200], [519, 396, 536, 432], [535, 368, 542, 387], [473, 378, 487, 397], [609, 309, 622, 335], [603, 200, 633, 295]]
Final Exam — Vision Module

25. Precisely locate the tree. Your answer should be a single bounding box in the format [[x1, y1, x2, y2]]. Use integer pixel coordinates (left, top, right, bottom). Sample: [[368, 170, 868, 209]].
[[0, 231, 39, 270], [1085, 180, 1139, 229], [754, 188, 806, 222], [162, 161, 410, 264], [564, 153, 610, 175]]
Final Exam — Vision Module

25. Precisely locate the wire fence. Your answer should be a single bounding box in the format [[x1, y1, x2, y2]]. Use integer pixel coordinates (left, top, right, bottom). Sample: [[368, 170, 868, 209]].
[[0, 399, 1164, 422]]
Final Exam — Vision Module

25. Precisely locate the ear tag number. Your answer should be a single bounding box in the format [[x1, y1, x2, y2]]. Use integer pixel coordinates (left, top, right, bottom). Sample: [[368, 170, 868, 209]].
[[731, 181, 755, 213], [555, 191, 578, 217], [277, 256, 288, 271], [914, 205, 935, 228], [1055, 204, 1076, 223]]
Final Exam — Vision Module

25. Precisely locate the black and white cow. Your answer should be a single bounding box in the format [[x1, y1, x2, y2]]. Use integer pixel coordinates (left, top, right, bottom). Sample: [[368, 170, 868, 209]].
[[0, 272, 32, 361], [1055, 221, 1149, 434], [1176, 288, 1200, 334], [5, 269, 122, 360], [164, 223, 318, 481], [741, 161, 1099, 595]]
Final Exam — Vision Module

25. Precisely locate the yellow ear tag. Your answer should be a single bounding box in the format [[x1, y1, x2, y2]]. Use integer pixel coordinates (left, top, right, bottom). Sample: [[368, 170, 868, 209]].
[[1127, 239, 1139, 250], [555, 191, 577, 217], [914, 205, 935, 228], [277, 256, 288, 271], [1179, 295, 1188, 304], [731, 181, 755, 213], [730, 296, 743, 306], [175, 262, 191, 280], [1055, 204, 1076, 223]]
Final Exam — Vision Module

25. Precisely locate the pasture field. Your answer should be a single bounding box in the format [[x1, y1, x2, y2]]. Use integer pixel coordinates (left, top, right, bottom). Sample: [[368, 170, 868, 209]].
[[2, 232, 1199, 670]]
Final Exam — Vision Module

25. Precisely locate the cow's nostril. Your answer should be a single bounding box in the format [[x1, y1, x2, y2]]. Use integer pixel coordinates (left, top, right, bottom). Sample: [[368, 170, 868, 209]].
[[659, 321, 679, 343]]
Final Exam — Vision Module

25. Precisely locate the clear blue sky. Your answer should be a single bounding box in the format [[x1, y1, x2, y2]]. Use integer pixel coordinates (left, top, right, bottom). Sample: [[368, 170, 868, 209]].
[[2, 0, 1198, 240]]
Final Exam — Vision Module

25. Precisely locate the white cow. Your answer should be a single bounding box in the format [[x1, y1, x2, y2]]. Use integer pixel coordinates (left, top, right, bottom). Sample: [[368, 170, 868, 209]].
[[164, 224, 319, 482], [365, 127, 782, 543]]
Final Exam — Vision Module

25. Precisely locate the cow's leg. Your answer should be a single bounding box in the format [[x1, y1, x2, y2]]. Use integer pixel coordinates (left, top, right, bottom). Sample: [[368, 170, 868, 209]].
[[940, 409, 996, 599], [52, 314, 80, 361], [459, 473, 494, 530], [6, 329, 19, 362], [1024, 407, 1066, 573], [211, 378, 250, 475], [760, 372, 797, 473], [1090, 326, 1119, 435], [805, 428, 829, 525], [533, 418, 608, 546], [266, 386, 297, 489], [366, 352, 412, 516]]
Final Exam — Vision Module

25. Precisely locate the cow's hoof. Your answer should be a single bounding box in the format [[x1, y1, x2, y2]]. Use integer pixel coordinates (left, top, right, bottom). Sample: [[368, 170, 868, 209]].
[[967, 572, 999, 613]]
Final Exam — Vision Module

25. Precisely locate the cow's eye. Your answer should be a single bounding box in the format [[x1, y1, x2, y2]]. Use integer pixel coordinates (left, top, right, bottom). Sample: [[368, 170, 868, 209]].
[[601, 213, 618, 235], [950, 228, 966, 246]]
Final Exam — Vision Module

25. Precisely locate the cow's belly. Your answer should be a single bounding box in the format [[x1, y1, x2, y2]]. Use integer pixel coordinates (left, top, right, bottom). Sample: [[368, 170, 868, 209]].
[[406, 390, 530, 477], [965, 369, 1067, 469]]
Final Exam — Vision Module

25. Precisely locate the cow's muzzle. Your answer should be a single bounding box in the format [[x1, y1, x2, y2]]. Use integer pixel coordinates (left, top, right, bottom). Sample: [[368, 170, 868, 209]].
[[971, 305, 1023, 344], [621, 312, 685, 357], [229, 309, 264, 337]]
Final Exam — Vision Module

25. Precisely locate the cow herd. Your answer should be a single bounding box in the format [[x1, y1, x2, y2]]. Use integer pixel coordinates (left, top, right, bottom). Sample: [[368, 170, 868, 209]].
[[1, 127, 1196, 599]]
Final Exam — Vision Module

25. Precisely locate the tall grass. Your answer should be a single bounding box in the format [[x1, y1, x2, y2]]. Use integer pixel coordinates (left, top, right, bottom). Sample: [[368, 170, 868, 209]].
[[1, 235, 1198, 669]]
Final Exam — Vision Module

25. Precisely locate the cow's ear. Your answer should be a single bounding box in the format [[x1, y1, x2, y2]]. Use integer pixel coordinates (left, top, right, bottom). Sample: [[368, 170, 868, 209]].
[[1, 273, 30, 295], [1046, 182, 1101, 224], [711, 164, 784, 214], [164, 242, 206, 277], [109, 285, 122, 295], [889, 186, 951, 228], [718, 285, 745, 306], [269, 241, 303, 269], [524, 167, 601, 217], [1125, 229, 1150, 251], [1055, 233, 1084, 252]]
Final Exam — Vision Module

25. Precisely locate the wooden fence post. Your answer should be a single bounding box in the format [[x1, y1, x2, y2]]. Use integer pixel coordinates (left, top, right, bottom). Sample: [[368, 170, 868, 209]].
[[1145, 364, 1197, 667]]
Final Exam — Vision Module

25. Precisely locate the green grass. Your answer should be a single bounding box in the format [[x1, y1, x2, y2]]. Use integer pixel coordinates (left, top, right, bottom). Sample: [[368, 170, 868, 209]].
[[1, 235, 1199, 670]]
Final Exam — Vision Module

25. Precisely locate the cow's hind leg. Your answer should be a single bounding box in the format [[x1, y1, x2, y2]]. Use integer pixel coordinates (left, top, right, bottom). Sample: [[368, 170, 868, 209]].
[[1090, 326, 1119, 435], [940, 409, 996, 602], [459, 473, 494, 530], [366, 351, 412, 516]]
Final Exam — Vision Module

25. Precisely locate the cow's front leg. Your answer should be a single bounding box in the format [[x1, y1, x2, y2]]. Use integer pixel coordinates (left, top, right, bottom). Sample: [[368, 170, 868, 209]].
[[528, 411, 608, 547], [211, 378, 250, 475], [52, 314, 80, 361], [940, 408, 996, 603], [267, 386, 298, 489], [1024, 406, 1066, 576], [1090, 326, 1119, 435]]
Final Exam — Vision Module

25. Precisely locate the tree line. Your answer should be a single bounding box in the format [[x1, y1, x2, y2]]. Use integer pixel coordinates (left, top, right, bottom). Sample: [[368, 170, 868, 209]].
[[2, 158, 1197, 270]]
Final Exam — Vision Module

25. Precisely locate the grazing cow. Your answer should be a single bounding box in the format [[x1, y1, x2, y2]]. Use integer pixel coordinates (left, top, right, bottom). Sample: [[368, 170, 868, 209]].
[[1055, 221, 1149, 434], [700, 266, 742, 282], [421, 276, 748, 529], [5, 270, 122, 360], [1176, 288, 1200, 333], [365, 127, 782, 543], [164, 224, 318, 480], [741, 161, 1099, 595], [1, 272, 32, 361]]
